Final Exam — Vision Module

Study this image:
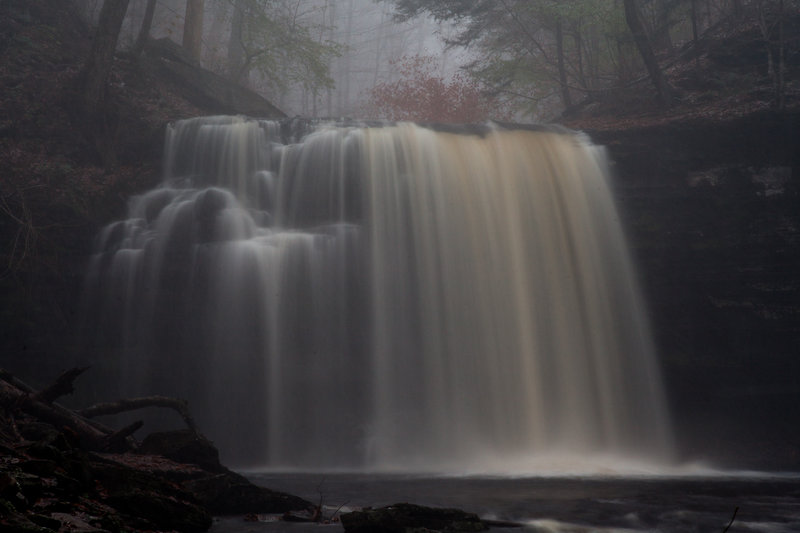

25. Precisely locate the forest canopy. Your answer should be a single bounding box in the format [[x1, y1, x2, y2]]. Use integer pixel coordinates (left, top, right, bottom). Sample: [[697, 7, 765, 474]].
[[75, 0, 795, 121], [380, 0, 794, 115]]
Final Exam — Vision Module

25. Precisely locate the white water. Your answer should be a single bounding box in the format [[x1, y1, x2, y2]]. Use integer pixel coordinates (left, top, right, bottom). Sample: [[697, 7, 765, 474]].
[[83, 116, 673, 471]]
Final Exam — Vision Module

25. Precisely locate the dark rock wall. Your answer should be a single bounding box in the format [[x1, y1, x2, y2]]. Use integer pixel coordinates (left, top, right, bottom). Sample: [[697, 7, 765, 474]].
[[592, 110, 800, 469]]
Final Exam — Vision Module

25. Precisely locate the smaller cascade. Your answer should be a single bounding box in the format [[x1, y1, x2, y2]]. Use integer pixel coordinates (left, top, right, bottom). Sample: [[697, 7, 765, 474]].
[[83, 116, 366, 465]]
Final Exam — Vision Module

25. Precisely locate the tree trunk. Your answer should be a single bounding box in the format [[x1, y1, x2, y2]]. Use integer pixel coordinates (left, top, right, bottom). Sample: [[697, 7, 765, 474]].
[[623, 0, 672, 107], [555, 18, 573, 109], [227, 0, 245, 81], [183, 0, 204, 63], [731, 0, 744, 19], [80, 0, 130, 167], [573, 28, 586, 88], [372, 5, 387, 88], [0, 368, 203, 451], [0, 371, 112, 451], [777, 0, 786, 109], [33, 367, 89, 405], [132, 0, 156, 58], [81, 0, 130, 114], [651, 0, 674, 55], [326, 0, 335, 116], [340, 0, 355, 113]]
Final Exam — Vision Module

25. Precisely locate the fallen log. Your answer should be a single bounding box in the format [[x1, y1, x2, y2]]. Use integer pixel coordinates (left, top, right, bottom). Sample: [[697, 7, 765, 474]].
[[0, 368, 35, 393], [0, 368, 195, 452], [106, 420, 145, 450], [0, 374, 109, 450], [78, 396, 199, 433], [33, 366, 89, 404], [0, 367, 315, 533]]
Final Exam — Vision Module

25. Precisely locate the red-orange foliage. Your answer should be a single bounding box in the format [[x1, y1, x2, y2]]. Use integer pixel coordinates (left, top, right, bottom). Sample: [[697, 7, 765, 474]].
[[367, 55, 506, 123]]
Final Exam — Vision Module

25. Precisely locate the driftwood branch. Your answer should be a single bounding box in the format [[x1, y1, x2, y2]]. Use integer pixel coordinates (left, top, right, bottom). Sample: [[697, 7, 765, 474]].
[[722, 506, 739, 533], [0, 368, 35, 393], [79, 396, 199, 433], [105, 420, 145, 450], [0, 375, 110, 450], [33, 366, 89, 404], [0, 367, 201, 454]]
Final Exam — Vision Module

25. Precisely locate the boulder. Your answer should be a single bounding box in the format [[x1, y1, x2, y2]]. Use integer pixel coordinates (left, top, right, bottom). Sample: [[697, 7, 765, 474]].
[[136, 430, 313, 515], [138, 430, 224, 473], [182, 472, 312, 515], [340, 503, 488, 533], [89, 458, 212, 532]]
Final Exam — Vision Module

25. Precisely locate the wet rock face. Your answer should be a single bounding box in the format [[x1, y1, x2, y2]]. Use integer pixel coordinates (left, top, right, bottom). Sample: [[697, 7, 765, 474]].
[[591, 111, 800, 469], [340, 503, 488, 533]]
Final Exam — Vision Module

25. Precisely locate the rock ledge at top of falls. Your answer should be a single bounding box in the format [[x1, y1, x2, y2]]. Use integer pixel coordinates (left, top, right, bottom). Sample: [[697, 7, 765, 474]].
[[142, 37, 287, 119]]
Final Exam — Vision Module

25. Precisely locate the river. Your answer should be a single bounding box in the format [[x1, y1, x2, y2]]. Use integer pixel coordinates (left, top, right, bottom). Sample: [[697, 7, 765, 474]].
[[210, 470, 800, 532]]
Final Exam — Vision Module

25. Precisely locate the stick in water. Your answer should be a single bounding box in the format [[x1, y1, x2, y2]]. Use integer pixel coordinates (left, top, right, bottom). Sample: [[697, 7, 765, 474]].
[[722, 506, 739, 533]]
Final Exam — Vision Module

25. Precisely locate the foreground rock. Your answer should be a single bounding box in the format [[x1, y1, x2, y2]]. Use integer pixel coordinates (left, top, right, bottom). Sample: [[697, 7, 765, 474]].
[[137, 430, 310, 514], [0, 422, 213, 532], [341, 503, 489, 533], [0, 369, 312, 532]]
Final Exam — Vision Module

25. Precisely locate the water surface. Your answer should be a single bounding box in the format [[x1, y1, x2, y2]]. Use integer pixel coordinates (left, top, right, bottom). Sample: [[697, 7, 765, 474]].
[[211, 471, 800, 532]]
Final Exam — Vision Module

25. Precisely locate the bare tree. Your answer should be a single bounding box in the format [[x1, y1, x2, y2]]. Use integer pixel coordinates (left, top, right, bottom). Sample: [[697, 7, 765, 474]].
[[623, 0, 673, 107], [340, 0, 355, 112], [227, 0, 246, 80], [555, 17, 572, 109], [183, 0, 204, 62], [82, 0, 130, 111], [132, 0, 157, 58], [80, 0, 130, 166], [326, 0, 336, 115]]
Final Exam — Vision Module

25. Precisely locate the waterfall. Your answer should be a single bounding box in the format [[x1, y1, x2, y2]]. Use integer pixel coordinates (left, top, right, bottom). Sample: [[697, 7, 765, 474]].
[[82, 115, 673, 471]]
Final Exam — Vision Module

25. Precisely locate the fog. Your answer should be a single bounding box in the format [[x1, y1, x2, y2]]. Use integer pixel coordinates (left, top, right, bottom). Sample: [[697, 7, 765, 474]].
[[75, 0, 469, 118]]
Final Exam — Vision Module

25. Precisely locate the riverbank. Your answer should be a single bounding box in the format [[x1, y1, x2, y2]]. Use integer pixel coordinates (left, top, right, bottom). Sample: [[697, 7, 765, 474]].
[[216, 471, 800, 532], [0, 368, 312, 532]]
